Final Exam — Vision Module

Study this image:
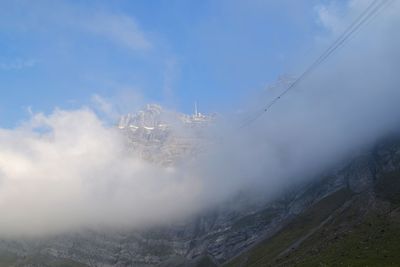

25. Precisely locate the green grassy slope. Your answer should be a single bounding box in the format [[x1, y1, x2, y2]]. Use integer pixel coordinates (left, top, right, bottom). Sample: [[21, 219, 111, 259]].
[[282, 208, 400, 266], [224, 173, 400, 267], [225, 188, 353, 267]]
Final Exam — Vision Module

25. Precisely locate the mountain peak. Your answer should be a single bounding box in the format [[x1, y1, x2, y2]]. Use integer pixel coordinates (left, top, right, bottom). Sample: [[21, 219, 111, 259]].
[[117, 104, 214, 165]]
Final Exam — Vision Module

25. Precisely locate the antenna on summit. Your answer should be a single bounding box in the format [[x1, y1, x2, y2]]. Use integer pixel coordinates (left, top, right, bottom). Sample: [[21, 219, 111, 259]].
[[194, 101, 198, 117]]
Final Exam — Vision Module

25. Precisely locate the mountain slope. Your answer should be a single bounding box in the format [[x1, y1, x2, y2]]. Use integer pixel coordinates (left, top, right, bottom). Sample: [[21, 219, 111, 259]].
[[225, 137, 400, 267], [0, 250, 89, 267], [225, 191, 400, 267]]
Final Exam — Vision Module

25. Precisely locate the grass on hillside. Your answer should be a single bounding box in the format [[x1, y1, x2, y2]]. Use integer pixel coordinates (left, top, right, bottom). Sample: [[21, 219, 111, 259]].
[[225, 188, 353, 267], [276, 203, 400, 266]]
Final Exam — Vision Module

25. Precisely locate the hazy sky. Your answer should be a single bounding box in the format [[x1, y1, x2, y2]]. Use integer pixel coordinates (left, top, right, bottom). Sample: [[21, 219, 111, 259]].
[[0, 0, 332, 127]]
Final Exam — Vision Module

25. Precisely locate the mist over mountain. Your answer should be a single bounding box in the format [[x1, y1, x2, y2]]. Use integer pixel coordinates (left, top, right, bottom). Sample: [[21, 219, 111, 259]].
[[0, 0, 399, 238], [0, 0, 399, 266]]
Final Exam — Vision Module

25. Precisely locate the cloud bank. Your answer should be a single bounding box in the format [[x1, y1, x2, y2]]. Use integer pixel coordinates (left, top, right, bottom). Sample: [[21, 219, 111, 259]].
[[0, 0, 399, 237], [0, 109, 207, 237], [198, 0, 400, 194]]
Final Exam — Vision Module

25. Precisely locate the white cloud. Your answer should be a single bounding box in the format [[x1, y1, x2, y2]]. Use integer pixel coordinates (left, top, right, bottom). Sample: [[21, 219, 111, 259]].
[[315, 0, 393, 36], [0, 1, 152, 52], [91, 94, 117, 118], [0, 58, 36, 70], [315, 2, 347, 35], [0, 108, 205, 237], [162, 57, 180, 103], [84, 13, 152, 51], [90, 90, 147, 121], [0, 0, 399, 239]]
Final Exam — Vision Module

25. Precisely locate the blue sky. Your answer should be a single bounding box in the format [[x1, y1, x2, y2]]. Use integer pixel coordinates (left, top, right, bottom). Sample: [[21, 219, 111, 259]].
[[0, 0, 337, 127]]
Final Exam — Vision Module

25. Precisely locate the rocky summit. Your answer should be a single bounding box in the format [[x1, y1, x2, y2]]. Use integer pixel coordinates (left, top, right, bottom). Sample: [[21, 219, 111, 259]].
[[117, 104, 214, 165]]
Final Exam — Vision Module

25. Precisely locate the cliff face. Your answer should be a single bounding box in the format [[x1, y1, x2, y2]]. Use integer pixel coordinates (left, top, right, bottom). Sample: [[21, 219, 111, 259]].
[[118, 104, 213, 165]]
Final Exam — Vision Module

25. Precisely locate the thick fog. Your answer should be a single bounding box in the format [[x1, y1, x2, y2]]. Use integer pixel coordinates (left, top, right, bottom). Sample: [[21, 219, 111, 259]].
[[0, 0, 400, 237]]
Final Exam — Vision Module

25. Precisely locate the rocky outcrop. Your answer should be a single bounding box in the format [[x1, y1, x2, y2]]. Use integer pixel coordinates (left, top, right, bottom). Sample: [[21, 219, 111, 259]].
[[118, 104, 214, 165]]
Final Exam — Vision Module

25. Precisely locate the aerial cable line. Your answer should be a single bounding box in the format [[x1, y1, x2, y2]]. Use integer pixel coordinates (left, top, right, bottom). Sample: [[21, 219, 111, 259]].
[[325, 0, 393, 56], [308, 0, 391, 71], [239, 0, 391, 129], [302, 0, 387, 75], [239, 0, 389, 128]]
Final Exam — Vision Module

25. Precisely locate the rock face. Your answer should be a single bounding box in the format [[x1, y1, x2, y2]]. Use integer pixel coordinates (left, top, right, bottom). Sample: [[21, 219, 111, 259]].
[[118, 104, 213, 165], [0, 105, 399, 267]]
